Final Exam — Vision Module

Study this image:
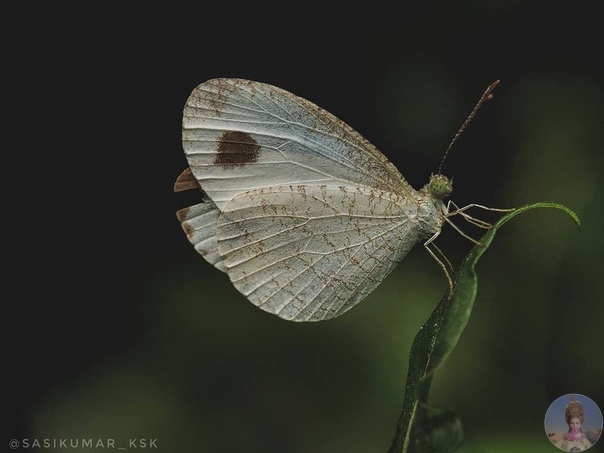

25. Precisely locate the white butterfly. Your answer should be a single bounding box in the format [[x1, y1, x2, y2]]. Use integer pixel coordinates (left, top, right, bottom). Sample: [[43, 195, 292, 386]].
[[175, 78, 500, 321]]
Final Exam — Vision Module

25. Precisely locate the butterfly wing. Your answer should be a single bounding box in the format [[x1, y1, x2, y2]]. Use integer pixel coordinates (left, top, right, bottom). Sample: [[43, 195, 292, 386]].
[[178, 79, 425, 320], [216, 184, 419, 321], [176, 199, 226, 273], [182, 78, 415, 209]]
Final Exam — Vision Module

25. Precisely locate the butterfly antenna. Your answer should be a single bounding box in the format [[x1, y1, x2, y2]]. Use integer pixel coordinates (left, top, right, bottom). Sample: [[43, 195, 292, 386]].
[[437, 80, 500, 175]]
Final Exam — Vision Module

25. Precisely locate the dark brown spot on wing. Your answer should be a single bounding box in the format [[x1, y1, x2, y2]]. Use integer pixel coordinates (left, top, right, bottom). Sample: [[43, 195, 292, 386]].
[[174, 167, 200, 192], [214, 131, 260, 168]]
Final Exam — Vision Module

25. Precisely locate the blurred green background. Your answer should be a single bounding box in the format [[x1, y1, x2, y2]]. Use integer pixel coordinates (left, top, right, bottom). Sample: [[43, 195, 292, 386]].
[[12, 3, 603, 452]]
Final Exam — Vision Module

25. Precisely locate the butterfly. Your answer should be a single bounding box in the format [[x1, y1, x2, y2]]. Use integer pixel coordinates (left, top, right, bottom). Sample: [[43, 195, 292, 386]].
[[174, 78, 501, 322]]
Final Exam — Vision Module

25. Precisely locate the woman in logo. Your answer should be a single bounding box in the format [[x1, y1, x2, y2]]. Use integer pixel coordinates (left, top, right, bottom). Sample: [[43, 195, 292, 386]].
[[555, 395, 593, 452]]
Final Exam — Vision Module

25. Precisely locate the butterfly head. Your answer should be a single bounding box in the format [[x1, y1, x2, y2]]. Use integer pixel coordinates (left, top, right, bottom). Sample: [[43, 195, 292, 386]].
[[428, 173, 453, 200]]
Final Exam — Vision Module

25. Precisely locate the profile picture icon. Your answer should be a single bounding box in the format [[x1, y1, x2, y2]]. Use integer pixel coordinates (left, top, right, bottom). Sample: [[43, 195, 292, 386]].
[[545, 393, 602, 451]]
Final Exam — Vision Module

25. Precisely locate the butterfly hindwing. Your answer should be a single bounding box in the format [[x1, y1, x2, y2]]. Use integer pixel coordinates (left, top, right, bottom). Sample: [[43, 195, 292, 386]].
[[177, 199, 226, 272], [215, 184, 419, 321]]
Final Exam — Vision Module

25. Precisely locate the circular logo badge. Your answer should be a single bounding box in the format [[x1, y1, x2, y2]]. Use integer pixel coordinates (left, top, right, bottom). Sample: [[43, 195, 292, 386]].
[[545, 393, 602, 451]]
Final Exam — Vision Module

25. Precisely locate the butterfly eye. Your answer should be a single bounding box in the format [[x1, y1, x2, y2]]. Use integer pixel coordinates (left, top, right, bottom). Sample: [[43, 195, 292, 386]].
[[429, 174, 453, 199]]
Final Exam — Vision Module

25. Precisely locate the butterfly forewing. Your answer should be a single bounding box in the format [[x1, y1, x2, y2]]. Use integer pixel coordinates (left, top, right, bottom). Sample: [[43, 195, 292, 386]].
[[182, 79, 414, 210]]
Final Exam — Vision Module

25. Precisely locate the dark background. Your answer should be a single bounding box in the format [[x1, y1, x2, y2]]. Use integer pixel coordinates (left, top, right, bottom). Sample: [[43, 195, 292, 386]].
[[10, 4, 603, 452]]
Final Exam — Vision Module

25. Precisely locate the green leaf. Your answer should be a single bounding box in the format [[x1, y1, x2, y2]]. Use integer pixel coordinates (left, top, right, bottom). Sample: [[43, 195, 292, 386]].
[[388, 202, 580, 453]]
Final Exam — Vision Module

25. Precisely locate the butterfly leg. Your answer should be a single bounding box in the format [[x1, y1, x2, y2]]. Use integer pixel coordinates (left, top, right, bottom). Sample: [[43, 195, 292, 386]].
[[451, 202, 514, 213], [444, 216, 484, 246], [424, 231, 454, 292], [446, 201, 514, 229], [445, 201, 492, 229]]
